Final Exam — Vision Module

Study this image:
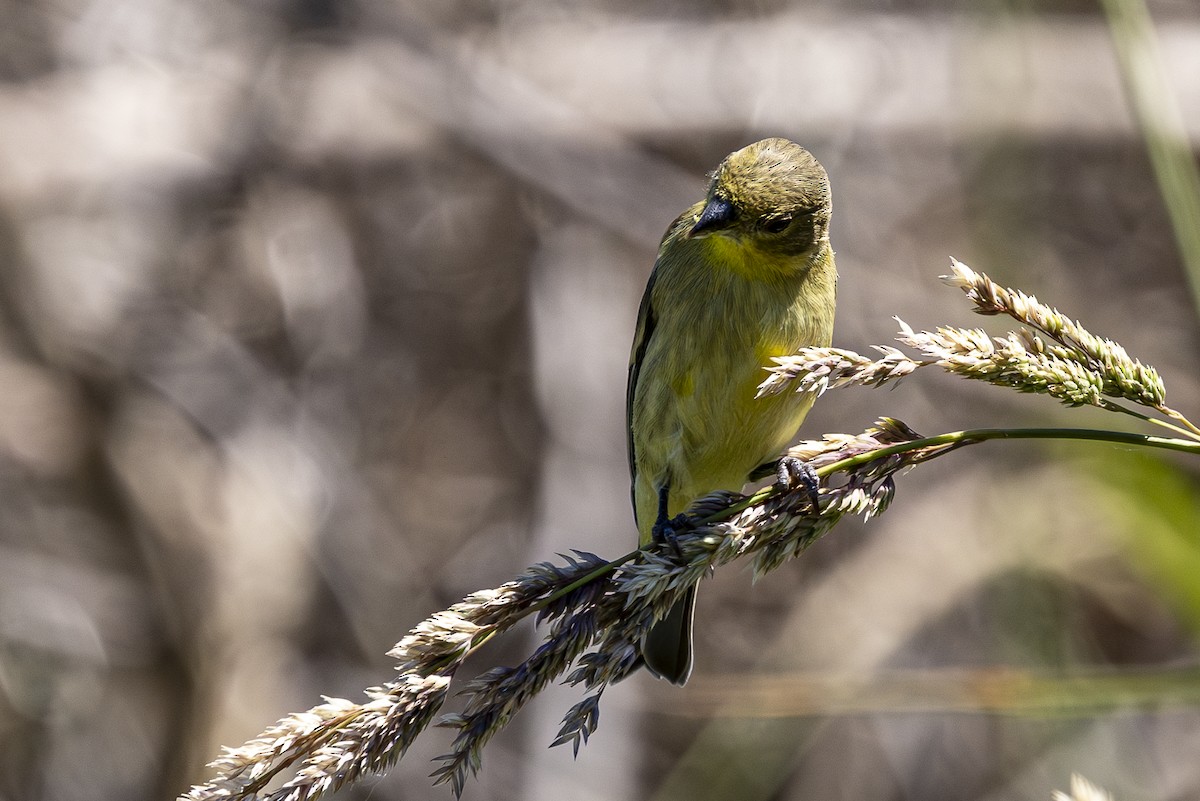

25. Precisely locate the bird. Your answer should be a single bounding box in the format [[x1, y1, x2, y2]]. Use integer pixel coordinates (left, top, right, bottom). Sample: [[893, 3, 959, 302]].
[[626, 138, 837, 684]]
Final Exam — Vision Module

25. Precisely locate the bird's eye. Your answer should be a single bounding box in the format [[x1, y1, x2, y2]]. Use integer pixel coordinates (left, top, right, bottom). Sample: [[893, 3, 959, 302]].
[[762, 216, 792, 234]]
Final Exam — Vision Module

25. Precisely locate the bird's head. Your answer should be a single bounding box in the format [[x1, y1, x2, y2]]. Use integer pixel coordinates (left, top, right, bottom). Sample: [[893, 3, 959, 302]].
[[685, 138, 832, 263]]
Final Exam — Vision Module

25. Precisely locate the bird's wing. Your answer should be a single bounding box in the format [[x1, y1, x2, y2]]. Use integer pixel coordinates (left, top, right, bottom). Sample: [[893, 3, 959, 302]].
[[627, 208, 696, 518], [626, 265, 658, 501]]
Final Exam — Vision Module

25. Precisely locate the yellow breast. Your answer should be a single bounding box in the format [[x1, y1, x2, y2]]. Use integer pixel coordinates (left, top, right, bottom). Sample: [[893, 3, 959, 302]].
[[629, 235, 836, 540]]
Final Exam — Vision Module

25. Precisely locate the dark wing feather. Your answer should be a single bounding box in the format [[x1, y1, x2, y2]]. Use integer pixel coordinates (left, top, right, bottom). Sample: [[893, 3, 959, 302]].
[[627, 209, 695, 519], [626, 267, 658, 516]]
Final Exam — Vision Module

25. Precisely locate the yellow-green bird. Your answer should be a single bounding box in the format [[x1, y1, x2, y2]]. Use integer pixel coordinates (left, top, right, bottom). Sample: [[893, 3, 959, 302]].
[[627, 138, 837, 685]]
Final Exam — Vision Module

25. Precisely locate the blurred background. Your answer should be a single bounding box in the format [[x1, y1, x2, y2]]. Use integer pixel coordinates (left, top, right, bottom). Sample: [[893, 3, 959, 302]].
[[1, 1, 1199, 799]]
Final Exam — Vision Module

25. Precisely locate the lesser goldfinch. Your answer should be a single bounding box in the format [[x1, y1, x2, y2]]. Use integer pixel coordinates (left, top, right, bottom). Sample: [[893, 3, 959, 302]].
[[627, 138, 837, 684]]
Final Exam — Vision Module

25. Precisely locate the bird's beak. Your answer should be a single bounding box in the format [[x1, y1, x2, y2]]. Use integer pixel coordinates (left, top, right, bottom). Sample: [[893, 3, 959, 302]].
[[687, 196, 737, 238]]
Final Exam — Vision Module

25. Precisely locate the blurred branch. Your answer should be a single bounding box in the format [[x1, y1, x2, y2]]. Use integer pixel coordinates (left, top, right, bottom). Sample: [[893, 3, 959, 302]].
[[665, 664, 1200, 717], [1101, 0, 1200, 315], [364, 16, 697, 248]]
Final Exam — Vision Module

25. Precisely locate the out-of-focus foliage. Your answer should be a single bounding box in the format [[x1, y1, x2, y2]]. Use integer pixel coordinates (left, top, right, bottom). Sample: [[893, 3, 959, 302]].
[[1082, 450, 1200, 635], [0, 1, 1198, 801]]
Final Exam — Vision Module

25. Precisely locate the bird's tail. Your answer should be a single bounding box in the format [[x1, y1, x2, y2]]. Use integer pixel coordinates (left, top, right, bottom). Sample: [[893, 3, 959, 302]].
[[641, 586, 696, 685]]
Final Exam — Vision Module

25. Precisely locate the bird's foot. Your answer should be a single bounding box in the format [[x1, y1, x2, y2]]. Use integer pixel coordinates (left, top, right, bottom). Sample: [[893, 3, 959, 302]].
[[776, 456, 821, 511], [652, 514, 690, 559]]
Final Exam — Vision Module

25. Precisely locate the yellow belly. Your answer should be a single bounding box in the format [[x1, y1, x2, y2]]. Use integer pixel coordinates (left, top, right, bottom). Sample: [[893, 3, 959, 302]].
[[630, 278, 833, 540], [628, 225, 837, 542]]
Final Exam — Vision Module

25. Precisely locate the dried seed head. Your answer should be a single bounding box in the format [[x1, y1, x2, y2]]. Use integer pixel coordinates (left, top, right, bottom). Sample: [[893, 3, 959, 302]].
[[943, 259, 1166, 407]]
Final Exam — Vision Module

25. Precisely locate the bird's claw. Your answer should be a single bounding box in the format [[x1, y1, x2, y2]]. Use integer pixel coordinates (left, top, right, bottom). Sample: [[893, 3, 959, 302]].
[[652, 513, 690, 558], [776, 456, 821, 510]]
